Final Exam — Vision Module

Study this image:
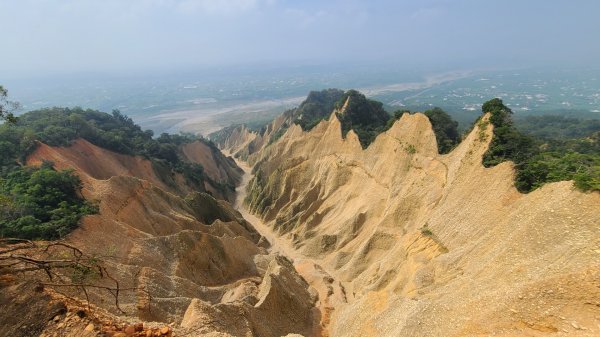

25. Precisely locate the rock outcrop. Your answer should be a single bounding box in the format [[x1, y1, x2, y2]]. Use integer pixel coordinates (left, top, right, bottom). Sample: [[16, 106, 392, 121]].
[[181, 140, 242, 190], [210, 105, 299, 163], [2, 138, 319, 337], [27, 138, 243, 202], [180, 256, 318, 337], [219, 110, 600, 337]]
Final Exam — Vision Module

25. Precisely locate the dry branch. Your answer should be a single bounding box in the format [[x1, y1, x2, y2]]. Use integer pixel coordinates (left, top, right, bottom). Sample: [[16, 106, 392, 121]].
[[0, 238, 148, 314]]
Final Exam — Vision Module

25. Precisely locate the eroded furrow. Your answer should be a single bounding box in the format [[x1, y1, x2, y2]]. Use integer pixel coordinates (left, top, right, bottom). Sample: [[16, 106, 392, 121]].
[[228, 154, 344, 336]]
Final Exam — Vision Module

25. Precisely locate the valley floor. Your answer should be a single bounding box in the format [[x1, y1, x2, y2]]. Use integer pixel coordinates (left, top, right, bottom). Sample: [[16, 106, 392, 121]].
[[226, 153, 347, 337], [230, 156, 288, 256]]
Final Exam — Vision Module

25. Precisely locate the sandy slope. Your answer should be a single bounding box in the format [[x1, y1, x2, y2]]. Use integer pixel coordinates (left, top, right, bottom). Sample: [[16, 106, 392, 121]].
[[225, 150, 348, 336], [27, 138, 242, 201], [219, 109, 600, 337], [12, 139, 319, 337], [229, 154, 289, 257]]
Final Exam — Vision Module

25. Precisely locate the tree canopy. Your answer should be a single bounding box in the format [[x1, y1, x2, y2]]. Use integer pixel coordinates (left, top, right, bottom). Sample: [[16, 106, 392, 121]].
[[0, 162, 96, 239], [423, 107, 460, 154], [0, 106, 232, 240], [0, 85, 19, 124], [515, 115, 600, 140], [335, 90, 390, 148], [481, 98, 599, 193], [294, 88, 345, 131]]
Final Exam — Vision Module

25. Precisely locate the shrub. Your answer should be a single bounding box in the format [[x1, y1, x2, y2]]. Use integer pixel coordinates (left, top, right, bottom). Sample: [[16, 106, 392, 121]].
[[423, 107, 460, 154], [481, 98, 599, 193], [0, 164, 97, 240], [335, 90, 390, 148]]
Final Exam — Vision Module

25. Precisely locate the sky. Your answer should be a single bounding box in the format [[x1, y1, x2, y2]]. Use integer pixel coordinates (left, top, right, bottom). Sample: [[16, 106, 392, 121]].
[[1, 0, 600, 79]]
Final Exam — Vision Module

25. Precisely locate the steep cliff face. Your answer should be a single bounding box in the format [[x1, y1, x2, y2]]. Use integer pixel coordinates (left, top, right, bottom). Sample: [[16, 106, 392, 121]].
[[27, 138, 242, 202], [62, 176, 317, 337], [211, 112, 295, 163], [5, 138, 319, 337], [210, 89, 346, 163], [210, 124, 259, 159], [229, 110, 600, 336], [181, 140, 241, 185], [180, 140, 244, 200]]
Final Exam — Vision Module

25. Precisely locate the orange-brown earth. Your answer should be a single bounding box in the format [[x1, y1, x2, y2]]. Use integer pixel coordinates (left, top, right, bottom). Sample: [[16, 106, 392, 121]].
[[216, 104, 600, 337], [27, 138, 242, 201], [4, 97, 600, 337], [1, 138, 319, 337]]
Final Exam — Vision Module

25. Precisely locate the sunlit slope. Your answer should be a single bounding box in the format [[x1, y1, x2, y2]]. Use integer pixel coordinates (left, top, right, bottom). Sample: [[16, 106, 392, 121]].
[[18, 138, 318, 337], [227, 109, 599, 336]]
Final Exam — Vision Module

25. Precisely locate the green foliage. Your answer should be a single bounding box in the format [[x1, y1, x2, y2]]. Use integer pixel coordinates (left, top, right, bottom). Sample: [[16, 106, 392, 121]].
[[482, 97, 513, 128], [177, 162, 207, 189], [335, 90, 390, 148], [0, 85, 19, 124], [0, 106, 236, 239], [385, 110, 410, 129], [481, 98, 599, 193], [420, 224, 433, 236], [482, 124, 538, 167], [482, 98, 537, 167], [0, 163, 96, 240], [423, 107, 460, 154], [515, 115, 600, 140], [0, 107, 233, 195], [294, 89, 345, 131], [406, 144, 416, 154], [11, 107, 155, 154], [516, 152, 600, 192]]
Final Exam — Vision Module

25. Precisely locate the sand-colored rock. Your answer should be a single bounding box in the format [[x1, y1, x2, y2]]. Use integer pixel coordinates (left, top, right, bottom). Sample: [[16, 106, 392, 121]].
[[181, 140, 243, 195], [27, 139, 172, 192], [211, 111, 295, 164], [219, 110, 600, 337], [210, 124, 259, 161], [180, 256, 318, 337], [7, 102, 599, 337], [27, 138, 241, 201], [6, 138, 319, 337]]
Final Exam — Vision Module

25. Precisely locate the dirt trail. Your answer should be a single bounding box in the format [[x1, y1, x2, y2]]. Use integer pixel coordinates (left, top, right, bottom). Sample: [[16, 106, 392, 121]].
[[225, 152, 346, 336], [231, 158, 298, 258]]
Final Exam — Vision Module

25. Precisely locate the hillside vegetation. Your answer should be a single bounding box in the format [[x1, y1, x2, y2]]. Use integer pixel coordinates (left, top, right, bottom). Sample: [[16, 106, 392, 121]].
[[515, 115, 600, 140], [294, 88, 345, 131], [0, 162, 96, 239], [267, 88, 460, 151], [0, 107, 232, 239], [335, 90, 390, 147], [481, 98, 599, 192]]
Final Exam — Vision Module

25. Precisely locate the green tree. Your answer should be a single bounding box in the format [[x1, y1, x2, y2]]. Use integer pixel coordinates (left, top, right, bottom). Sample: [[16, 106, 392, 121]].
[[482, 97, 513, 127], [480, 98, 599, 193], [0, 85, 19, 123], [294, 89, 345, 131], [335, 90, 390, 148], [423, 107, 460, 154], [481, 98, 537, 167], [0, 164, 96, 239]]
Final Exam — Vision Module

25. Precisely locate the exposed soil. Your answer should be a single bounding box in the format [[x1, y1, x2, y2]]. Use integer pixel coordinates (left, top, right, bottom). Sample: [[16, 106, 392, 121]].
[[217, 111, 600, 337]]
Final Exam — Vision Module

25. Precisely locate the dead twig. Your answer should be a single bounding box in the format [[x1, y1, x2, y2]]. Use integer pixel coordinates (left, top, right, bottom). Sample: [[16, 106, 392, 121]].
[[0, 240, 150, 314]]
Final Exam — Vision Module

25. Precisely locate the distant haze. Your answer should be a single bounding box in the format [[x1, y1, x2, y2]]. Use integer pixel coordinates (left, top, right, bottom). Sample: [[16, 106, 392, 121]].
[[2, 0, 600, 79]]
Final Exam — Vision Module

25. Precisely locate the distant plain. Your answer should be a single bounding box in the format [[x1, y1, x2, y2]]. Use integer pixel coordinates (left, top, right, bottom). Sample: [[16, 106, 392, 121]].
[[6, 66, 600, 135]]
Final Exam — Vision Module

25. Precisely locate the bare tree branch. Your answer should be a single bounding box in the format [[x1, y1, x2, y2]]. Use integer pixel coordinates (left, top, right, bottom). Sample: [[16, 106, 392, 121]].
[[0, 240, 150, 314]]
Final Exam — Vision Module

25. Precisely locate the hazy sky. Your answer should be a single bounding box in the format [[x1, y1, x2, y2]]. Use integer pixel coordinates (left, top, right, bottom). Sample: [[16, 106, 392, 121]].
[[2, 0, 600, 78]]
